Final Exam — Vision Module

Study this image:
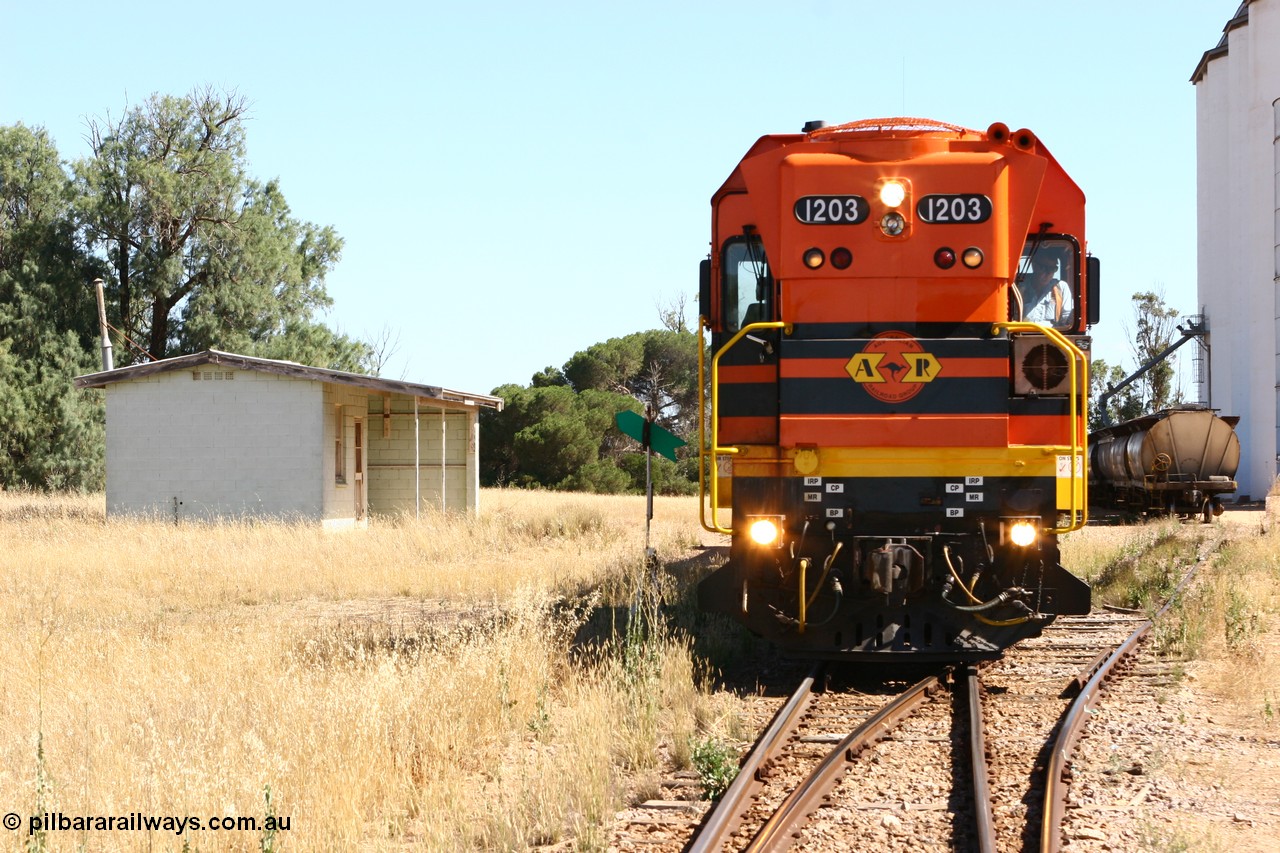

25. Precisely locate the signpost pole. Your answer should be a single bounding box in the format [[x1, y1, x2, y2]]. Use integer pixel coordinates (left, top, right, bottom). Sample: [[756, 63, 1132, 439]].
[[643, 412, 654, 561], [614, 408, 687, 598]]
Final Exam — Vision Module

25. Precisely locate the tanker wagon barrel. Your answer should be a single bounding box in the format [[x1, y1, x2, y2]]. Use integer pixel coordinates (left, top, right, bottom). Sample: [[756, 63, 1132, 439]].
[[1088, 406, 1240, 521]]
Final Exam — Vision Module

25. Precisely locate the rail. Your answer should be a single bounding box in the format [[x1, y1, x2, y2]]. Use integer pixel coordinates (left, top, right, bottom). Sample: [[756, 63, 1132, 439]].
[[991, 321, 1089, 534], [964, 666, 998, 853], [1040, 560, 1203, 851], [685, 667, 820, 852], [698, 318, 791, 535], [741, 673, 941, 852]]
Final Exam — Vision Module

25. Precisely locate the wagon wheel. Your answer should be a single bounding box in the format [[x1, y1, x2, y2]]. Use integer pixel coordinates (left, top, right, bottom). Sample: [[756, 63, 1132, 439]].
[[1201, 497, 1213, 524], [1151, 453, 1172, 473]]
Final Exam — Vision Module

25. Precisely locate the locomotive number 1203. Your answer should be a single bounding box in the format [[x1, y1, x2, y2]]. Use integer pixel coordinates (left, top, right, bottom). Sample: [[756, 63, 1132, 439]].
[[916, 194, 992, 223], [793, 195, 870, 224]]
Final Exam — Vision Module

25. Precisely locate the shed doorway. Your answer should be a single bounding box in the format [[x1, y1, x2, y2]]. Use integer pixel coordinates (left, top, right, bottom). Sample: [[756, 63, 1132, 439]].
[[354, 417, 366, 521]]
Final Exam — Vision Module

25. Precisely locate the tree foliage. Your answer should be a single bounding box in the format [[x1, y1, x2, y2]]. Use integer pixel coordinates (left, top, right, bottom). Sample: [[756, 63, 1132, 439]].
[[0, 124, 107, 489], [1128, 291, 1180, 413], [1088, 357, 1142, 433], [74, 87, 368, 369], [563, 328, 700, 441], [0, 88, 372, 489], [1089, 291, 1184, 432], [481, 327, 700, 493]]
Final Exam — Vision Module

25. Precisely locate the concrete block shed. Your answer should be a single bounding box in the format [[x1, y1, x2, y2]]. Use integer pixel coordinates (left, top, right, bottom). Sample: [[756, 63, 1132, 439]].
[[74, 350, 503, 527]]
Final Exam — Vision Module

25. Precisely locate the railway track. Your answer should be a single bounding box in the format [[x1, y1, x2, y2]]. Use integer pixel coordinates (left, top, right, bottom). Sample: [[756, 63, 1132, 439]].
[[609, 603, 1197, 852], [981, 612, 1149, 852], [681, 667, 950, 850]]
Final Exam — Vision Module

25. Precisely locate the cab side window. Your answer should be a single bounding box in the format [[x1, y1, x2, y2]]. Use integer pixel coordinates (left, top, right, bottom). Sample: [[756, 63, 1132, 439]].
[[1016, 236, 1077, 331], [723, 237, 771, 332]]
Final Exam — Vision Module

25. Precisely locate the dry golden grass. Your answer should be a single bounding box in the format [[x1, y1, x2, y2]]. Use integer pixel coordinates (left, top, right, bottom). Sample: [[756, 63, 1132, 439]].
[[1059, 517, 1186, 591], [0, 488, 739, 852], [1184, 515, 1280, 721], [1065, 511, 1280, 721], [9, 488, 1273, 851]]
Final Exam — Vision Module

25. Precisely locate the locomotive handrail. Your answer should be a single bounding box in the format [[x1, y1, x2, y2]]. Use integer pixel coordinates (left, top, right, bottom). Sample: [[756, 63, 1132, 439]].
[[698, 318, 792, 535], [696, 314, 720, 534], [991, 322, 1089, 534]]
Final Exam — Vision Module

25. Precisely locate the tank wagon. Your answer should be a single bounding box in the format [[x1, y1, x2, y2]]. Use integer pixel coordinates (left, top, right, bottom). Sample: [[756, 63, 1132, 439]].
[[1089, 406, 1239, 521], [696, 118, 1097, 661]]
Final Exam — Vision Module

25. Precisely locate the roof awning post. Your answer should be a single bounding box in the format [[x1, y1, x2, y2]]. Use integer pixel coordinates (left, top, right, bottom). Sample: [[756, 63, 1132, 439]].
[[414, 396, 421, 520], [441, 406, 448, 513]]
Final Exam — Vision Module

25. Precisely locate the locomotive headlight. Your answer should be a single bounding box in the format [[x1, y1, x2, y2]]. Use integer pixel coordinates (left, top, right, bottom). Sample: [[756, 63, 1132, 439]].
[[747, 517, 783, 547], [1008, 520, 1038, 548], [879, 180, 906, 208]]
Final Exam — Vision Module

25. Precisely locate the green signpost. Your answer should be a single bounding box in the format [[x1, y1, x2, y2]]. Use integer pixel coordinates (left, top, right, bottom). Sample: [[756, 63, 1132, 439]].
[[615, 409, 687, 562], [614, 410, 685, 463]]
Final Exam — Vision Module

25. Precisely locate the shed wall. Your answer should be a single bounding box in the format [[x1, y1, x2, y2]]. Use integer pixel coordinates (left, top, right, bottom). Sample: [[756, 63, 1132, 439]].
[[365, 398, 477, 515], [105, 369, 324, 520]]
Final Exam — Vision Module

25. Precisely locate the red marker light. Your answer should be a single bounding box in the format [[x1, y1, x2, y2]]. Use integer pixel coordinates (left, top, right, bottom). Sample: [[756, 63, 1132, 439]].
[[831, 247, 853, 269], [934, 247, 956, 269]]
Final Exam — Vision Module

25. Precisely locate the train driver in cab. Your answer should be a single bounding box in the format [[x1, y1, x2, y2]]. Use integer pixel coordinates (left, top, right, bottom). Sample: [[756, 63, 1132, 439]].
[[1021, 252, 1073, 329]]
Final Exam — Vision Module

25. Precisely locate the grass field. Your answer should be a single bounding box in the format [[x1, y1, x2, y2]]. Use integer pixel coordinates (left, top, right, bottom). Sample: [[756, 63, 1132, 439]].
[[1, 490, 1274, 851], [1063, 508, 1280, 716], [0, 489, 742, 851]]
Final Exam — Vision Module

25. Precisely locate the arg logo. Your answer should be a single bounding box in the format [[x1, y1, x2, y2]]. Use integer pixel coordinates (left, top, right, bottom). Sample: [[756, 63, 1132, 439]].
[[845, 331, 942, 403]]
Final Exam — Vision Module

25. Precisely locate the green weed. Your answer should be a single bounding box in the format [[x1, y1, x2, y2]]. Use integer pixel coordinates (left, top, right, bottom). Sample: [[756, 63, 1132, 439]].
[[689, 736, 739, 800]]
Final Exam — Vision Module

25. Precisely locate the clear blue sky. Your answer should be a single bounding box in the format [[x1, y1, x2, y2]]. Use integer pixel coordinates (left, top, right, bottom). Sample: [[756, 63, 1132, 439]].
[[1, 1, 1235, 395]]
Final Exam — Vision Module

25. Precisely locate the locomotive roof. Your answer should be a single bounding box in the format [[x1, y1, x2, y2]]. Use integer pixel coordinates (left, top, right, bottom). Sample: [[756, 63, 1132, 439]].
[[805, 116, 981, 138], [712, 116, 1075, 205]]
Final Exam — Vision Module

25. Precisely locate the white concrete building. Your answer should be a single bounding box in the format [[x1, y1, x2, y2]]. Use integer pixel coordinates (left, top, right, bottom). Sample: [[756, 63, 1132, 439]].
[[1192, 0, 1280, 500], [74, 350, 503, 526]]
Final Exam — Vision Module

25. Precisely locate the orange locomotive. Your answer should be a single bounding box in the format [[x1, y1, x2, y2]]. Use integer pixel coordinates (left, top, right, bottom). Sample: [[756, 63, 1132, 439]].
[[697, 118, 1096, 660]]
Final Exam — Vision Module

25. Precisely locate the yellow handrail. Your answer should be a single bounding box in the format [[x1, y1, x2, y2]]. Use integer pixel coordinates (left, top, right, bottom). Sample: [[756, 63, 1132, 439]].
[[698, 319, 791, 534], [991, 321, 1089, 534], [797, 557, 810, 634], [697, 315, 716, 533]]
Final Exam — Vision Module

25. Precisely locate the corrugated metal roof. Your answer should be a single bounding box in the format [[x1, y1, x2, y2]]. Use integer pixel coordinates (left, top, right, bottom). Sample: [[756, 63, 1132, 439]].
[[73, 349, 504, 411]]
